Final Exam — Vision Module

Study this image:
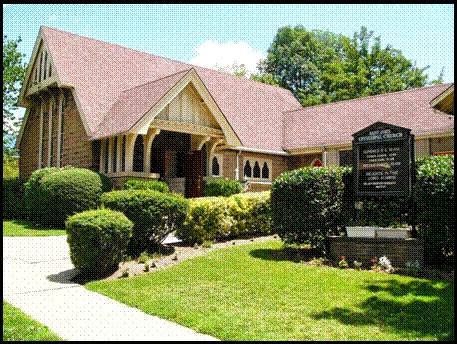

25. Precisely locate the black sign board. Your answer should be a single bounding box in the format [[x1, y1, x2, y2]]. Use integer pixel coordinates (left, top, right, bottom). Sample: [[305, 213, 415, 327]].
[[352, 122, 414, 197]]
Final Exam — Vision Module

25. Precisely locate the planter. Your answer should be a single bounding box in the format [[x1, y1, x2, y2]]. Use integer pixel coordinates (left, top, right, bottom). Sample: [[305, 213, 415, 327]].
[[376, 227, 411, 239], [346, 226, 377, 238]]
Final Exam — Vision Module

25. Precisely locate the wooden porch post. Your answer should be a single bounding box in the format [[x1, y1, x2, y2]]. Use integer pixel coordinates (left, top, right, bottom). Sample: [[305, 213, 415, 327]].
[[125, 133, 138, 173], [99, 138, 106, 173], [143, 128, 161, 173], [116, 135, 123, 172], [107, 137, 114, 173]]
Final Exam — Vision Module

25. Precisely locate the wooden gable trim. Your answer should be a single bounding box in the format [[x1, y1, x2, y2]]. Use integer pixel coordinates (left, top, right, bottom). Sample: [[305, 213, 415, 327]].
[[129, 69, 242, 147]]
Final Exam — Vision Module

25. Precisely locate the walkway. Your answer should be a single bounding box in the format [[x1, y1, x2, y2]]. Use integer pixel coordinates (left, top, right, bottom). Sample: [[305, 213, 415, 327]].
[[3, 236, 217, 341]]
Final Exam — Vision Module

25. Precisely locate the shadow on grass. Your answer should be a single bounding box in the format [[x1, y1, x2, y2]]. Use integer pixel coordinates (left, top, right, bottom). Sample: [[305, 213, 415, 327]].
[[9, 220, 62, 231], [311, 279, 454, 340], [249, 246, 322, 263]]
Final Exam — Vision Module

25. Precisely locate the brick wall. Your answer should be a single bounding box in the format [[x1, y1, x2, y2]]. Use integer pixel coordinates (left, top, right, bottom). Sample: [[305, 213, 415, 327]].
[[327, 236, 424, 268], [19, 89, 93, 180]]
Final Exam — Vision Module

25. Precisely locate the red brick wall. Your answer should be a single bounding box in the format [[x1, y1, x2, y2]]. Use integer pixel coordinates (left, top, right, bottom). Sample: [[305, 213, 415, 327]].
[[18, 106, 39, 180]]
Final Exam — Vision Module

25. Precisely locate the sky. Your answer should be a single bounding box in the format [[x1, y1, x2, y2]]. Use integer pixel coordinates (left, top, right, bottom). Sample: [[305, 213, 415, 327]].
[[3, 3, 455, 119]]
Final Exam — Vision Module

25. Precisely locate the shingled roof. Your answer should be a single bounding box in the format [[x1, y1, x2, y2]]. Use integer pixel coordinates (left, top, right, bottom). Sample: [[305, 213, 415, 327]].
[[283, 83, 454, 151], [40, 26, 300, 151]]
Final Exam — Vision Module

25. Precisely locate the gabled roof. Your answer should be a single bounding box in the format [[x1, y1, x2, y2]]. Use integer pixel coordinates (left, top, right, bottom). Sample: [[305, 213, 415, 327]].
[[283, 83, 454, 151], [37, 26, 300, 151]]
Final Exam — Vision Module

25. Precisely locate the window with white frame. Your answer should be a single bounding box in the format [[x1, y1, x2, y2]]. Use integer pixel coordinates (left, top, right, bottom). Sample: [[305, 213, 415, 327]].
[[210, 154, 223, 177], [243, 158, 272, 181]]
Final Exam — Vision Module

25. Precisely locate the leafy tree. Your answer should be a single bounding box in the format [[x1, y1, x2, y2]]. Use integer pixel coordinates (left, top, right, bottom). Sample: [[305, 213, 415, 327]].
[[3, 36, 26, 155], [256, 26, 432, 106]]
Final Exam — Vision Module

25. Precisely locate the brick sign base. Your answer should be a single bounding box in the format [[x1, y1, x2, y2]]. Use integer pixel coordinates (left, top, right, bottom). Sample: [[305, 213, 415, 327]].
[[327, 236, 424, 268]]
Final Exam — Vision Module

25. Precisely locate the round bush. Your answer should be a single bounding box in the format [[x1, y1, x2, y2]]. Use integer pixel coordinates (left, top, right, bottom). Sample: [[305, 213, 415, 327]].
[[123, 179, 169, 193], [204, 178, 242, 197], [66, 209, 133, 275], [24, 167, 106, 227], [271, 166, 348, 253], [100, 189, 189, 255]]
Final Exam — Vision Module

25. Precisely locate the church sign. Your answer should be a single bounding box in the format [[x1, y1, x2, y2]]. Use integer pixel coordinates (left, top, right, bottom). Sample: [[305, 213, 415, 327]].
[[352, 122, 414, 197]]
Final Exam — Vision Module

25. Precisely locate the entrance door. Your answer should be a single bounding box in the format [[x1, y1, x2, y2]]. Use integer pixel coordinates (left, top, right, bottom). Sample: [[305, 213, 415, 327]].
[[185, 151, 203, 198]]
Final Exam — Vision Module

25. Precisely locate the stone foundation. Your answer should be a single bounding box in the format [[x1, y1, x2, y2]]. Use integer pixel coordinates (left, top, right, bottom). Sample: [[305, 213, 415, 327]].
[[327, 236, 424, 268]]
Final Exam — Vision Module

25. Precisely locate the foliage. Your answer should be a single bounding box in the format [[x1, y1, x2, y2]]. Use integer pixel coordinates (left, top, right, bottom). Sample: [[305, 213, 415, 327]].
[[97, 171, 113, 192], [271, 166, 349, 253], [414, 155, 454, 267], [3, 301, 61, 341], [100, 189, 189, 255], [123, 178, 169, 193], [176, 191, 272, 244], [66, 209, 133, 275], [3, 156, 18, 178], [338, 256, 349, 269], [204, 178, 242, 197], [31, 167, 105, 227], [2, 177, 26, 220], [256, 26, 431, 106], [3, 36, 27, 155]]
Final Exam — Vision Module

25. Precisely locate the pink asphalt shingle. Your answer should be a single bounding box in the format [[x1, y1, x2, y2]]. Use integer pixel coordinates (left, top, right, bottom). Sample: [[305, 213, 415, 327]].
[[283, 84, 454, 150], [42, 26, 300, 151]]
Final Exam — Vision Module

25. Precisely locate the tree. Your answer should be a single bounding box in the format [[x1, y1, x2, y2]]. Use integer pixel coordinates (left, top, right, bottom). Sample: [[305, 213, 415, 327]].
[[3, 35, 26, 156], [256, 25, 431, 106]]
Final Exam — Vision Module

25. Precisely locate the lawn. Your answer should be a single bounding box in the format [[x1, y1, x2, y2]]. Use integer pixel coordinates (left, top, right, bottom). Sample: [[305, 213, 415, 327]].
[[3, 220, 66, 236], [86, 240, 454, 340], [3, 301, 61, 341]]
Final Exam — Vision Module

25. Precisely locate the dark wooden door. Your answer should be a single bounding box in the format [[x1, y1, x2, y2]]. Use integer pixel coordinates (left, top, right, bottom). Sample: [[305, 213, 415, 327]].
[[185, 151, 203, 198]]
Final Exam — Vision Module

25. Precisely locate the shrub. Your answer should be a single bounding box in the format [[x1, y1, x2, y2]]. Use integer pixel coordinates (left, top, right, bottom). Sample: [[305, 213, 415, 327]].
[[204, 178, 242, 197], [414, 155, 454, 267], [23, 167, 63, 224], [38, 168, 105, 227], [177, 197, 232, 244], [271, 166, 348, 253], [66, 209, 133, 275], [100, 189, 188, 255], [123, 179, 169, 193], [176, 191, 272, 244], [97, 171, 113, 192], [2, 177, 26, 220]]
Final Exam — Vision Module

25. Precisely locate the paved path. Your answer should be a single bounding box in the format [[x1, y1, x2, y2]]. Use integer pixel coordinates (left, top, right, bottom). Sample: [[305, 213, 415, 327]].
[[3, 236, 217, 341]]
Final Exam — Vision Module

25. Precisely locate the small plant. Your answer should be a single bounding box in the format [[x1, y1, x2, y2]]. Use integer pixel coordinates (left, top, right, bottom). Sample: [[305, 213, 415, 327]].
[[338, 256, 349, 269], [120, 268, 129, 278], [405, 260, 421, 276], [202, 240, 212, 248], [194, 243, 199, 249], [378, 256, 394, 273], [143, 263, 149, 272], [309, 257, 325, 267], [172, 254, 178, 261], [137, 252, 150, 264], [370, 257, 379, 270], [353, 260, 363, 270]]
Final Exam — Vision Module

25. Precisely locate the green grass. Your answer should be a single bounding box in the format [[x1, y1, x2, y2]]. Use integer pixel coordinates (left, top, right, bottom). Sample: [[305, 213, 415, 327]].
[[3, 220, 66, 236], [3, 301, 62, 341], [86, 240, 454, 340]]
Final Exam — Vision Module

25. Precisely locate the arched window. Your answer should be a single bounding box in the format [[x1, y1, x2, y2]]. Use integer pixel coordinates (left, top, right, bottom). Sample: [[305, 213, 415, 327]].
[[212, 156, 220, 176], [133, 135, 144, 172], [253, 161, 260, 178], [262, 162, 269, 179], [121, 135, 126, 172], [104, 140, 109, 174], [244, 160, 252, 178], [112, 137, 117, 173], [43, 52, 47, 80]]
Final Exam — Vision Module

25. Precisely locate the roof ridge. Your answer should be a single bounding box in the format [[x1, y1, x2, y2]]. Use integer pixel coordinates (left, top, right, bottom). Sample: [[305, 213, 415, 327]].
[[283, 83, 453, 115], [120, 68, 193, 94], [41, 26, 294, 96]]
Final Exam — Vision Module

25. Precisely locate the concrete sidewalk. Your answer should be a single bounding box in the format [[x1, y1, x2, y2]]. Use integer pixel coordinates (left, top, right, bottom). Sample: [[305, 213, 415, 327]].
[[3, 236, 217, 341]]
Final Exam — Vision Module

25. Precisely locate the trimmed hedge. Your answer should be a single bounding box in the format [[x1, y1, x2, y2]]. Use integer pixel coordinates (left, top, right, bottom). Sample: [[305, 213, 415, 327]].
[[23, 167, 106, 227], [100, 189, 189, 255], [176, 191, 272, 244], [2, 177, 26, 220], [66, 209, 133, 275], [414, 155, 454, 267], [123, 179, 169, 193], [204, 178, 243, 197], [271, 167, 348, 253]]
